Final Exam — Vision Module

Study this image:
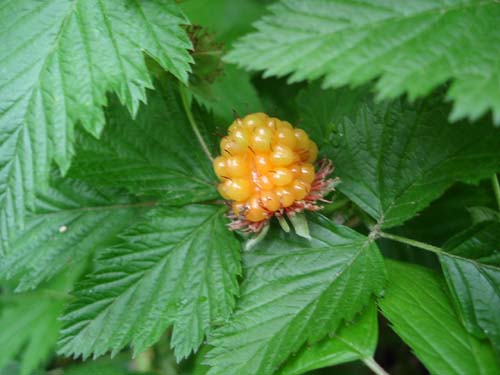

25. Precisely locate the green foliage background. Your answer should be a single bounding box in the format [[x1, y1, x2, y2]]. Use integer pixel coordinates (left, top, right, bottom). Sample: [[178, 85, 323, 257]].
[[0, 0, 499, 374]]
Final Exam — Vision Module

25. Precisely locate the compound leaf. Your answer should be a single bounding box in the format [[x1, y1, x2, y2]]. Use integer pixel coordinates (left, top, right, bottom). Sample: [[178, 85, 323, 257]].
[[205, 215, 385, 375], [0, 174, 142, 291], [379, 260, 499, 375], [59, 204, 241, 360], [0, 0, 192, 245], [226, 0, 500, 124], [70, 79, 218, 205], [325, 95, 500, 228], [441, 221, 500, 352]]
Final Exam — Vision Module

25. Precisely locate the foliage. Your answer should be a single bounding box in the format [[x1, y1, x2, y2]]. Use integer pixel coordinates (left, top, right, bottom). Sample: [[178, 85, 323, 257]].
[[1, 1, 499, 375]]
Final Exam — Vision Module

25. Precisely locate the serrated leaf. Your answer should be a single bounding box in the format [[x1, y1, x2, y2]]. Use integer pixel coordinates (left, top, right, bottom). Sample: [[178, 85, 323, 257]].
[[69, 78, 218, 205], [0, 271, 78, 375], [0, 174, 143, 291], [0, 0, 192, 247], [379, 260, 499, 375], [441, 221, 500, 352], [323, 95, 500, 228], [59, 204, 241, 360], [205, 215, 386, 375], [226, 0, 500, 124], [278, 302, 378, 375]]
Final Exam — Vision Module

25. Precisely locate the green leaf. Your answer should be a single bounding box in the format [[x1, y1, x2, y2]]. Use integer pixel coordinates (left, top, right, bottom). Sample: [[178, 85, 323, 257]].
[[0, 271, 78, 375], [205, 215, 386, 375], [59, 204, 241, 360], [0, 0, 192, 246], [326, 96, 500, 228], [441, 221, 500, 352], [69, 79, 218, 205], [278, 302, 378, 375], [0, 174, 143, 292], [379, 260, 499, 375], [191, 64, 263, 126], [226, 0, 500, 124]]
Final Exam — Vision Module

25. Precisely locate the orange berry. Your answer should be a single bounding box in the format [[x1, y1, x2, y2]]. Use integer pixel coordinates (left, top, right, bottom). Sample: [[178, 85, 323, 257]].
[[232, 201, 246, 216], [243, 112, 268, 128], [225, 155, 250, 178], [291, 180, 311, 200], [227, 119, 243, 134], [251, 126, 273, 153], [213, 113, 324, 223], [275, 127, 296, 149], [300, 163, 315, 184], [307, 141, 318, 163], [223, 178, 252, 201], [271, 167, 294, 186], [260, 190, 280, 211], [254, 154, 273, 174], [220, 136, 246, 156], [275, 186, 295, 207], [278, 121, 293, 130], [271, 145, 296, 166], [266, 117, 279, 130], [257, 174, 274, 190], [213, 156, 227, 180], [294, 129, 310, 150], [232, 128, 250, 149], [290, 164, 301, 177], [245, 196, 268, 222]]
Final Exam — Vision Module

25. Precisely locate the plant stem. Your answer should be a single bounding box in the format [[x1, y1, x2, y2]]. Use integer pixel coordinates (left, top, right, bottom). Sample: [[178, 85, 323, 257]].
[[492, 174, 500, 211], [178, 82, 214, 162], [379, 231, 443, 255], [363, 357, 390, 375]]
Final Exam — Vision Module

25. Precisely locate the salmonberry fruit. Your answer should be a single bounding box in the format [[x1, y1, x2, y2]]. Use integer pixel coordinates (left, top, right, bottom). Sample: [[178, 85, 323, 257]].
[[213, 112, 336, 233]]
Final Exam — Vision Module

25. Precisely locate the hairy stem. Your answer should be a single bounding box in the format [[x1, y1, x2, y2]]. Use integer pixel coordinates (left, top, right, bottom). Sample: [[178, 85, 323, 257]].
[[178, 82, 214, 162], [363, 357, 391, 375], [379, 231, 443, 255], [492, 174, 500, 211]]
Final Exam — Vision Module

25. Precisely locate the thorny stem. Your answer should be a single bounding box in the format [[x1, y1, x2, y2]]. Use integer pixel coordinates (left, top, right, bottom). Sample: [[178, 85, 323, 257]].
[[178, 82, 214, 162], [492, 174, 500, 211], [363, 357, 391, 375], [379, 231, 443, 255]]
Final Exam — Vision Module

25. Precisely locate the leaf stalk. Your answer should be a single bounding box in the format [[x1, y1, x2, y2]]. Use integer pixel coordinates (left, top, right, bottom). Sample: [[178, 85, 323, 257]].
[[379, 231, 443, 255], [178, 82, 214, 162], [362, 357, 390, 375]]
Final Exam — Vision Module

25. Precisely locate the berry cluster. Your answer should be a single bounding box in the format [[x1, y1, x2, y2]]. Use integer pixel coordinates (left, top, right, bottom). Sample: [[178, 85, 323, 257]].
[[213, 112, 335, 232]]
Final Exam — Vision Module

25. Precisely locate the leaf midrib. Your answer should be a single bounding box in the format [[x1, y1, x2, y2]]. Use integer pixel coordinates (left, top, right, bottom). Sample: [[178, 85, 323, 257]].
[[30, 200, 155, 218], [272, 0, 493, 40]]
